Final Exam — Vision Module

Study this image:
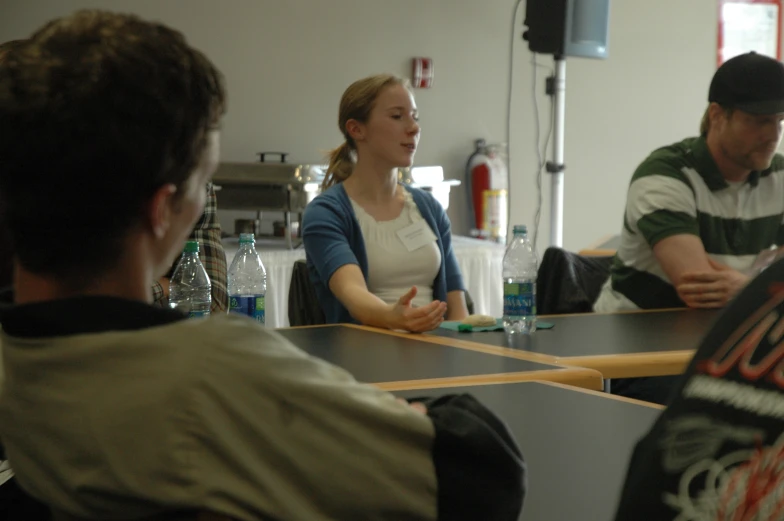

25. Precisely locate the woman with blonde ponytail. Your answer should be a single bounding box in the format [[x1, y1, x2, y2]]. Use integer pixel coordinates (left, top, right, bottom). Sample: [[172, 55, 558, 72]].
[[302, 74, 468, 332], [322, 141, 354, 190]]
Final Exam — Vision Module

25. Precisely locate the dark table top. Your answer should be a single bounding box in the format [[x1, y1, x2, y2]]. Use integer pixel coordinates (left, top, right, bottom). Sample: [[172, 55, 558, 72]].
[[429, 309, 719, 358], [396, 381, 661, 521], [277, 325, 593, 387]]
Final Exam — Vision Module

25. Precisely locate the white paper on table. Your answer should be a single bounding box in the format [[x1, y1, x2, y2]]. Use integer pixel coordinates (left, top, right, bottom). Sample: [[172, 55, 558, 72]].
[[747, 245, 784, 275]]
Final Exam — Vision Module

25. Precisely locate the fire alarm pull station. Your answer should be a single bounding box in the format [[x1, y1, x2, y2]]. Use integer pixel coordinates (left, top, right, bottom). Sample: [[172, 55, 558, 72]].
[[412, 57, 434, 88]]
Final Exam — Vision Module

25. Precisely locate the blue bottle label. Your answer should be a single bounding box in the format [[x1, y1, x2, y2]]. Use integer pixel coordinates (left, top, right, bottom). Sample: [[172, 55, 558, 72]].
[[503, 282, 535, 318], [229, 295, 265, 324]]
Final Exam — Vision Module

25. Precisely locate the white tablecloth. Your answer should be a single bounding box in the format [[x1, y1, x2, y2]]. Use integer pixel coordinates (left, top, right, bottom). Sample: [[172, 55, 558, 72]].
[[223, 236, 505, 328]]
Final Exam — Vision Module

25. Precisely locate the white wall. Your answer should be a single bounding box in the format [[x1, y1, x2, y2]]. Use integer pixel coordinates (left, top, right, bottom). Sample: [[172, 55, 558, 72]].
[[0, 0, 719, 251]]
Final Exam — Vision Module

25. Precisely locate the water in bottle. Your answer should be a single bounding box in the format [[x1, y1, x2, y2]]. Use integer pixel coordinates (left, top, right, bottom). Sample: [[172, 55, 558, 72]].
[[502, 225, 537, 334], [169, 240, 212, 318], [228, 233, 267, 325]]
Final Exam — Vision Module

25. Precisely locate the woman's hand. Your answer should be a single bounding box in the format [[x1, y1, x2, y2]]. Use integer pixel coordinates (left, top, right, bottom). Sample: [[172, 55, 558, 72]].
[[386, 286, 446, 333]]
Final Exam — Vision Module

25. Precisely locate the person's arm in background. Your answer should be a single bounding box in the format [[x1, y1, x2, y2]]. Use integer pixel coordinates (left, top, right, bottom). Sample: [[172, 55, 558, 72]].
[[626, 167, 748, 309], [329, 266, 446, 332], [653, 235, 747, 308], [302, 199, 446, 332], [152, 183, 228, 312], [152, 276, 171, 307], [196, 183, 228, 313]]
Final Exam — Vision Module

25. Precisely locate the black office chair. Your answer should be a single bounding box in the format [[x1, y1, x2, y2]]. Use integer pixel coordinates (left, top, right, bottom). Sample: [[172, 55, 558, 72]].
[[288, 259, 326, 326], [287, 259, 476, 326], [536, 247, 613, 315], [464, 291, 475, 316]]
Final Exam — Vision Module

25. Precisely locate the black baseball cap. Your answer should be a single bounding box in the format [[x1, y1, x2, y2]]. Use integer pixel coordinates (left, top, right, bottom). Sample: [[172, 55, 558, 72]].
[[709, 52, 784, 114]]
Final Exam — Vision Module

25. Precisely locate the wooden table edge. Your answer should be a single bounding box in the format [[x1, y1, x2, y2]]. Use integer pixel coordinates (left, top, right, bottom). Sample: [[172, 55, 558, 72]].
[[582, 234, 615, 250], [277, 323, 561, 365], [577, 248, 616, 257], [539, 307, 693, 318], [562, 351, 694, 378], [338, 325, 695, 376], [278, 323, 342, 330], [374, 368, 604, 392], [339, 323, 566, 364], [278, 324, 696, 379], [536, 381, 666, 410], [277, 309, 696, 327]]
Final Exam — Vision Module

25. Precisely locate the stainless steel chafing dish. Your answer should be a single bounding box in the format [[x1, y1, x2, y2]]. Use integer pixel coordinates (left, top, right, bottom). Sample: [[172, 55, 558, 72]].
[[212, 153, 326, 249], [398, 166, 461, 209]]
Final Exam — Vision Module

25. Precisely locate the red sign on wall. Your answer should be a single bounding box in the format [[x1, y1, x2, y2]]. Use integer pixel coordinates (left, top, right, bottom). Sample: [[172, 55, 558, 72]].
[[412, 58, 434, 89], [718, 0, 783, 66]]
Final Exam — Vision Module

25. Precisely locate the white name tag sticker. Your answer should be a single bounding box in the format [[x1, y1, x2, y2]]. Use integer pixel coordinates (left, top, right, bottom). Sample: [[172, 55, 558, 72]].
[[396, 220, 437, 252]]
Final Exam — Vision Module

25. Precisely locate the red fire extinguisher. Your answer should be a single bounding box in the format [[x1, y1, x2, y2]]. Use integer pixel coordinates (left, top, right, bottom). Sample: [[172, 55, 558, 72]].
[[466, 139, 508, 244]]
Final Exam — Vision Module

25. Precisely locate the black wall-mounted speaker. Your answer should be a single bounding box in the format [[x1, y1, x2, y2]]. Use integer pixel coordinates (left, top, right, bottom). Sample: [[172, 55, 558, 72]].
[[523, 0, 610, 59]]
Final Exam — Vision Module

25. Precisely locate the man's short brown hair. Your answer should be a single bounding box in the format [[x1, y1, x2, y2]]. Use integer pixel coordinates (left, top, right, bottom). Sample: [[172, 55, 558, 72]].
[[699, 104, 734, 137], [0, 11, 227, 281], [0, 39, 26, 60]]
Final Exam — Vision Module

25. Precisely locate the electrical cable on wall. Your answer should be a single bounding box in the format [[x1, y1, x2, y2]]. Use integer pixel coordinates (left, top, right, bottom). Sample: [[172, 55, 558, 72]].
[[508, 0, 552, 252], [506, 0, 524, 242], [522, 0, 611, 248], [531, 54, 553, 252]]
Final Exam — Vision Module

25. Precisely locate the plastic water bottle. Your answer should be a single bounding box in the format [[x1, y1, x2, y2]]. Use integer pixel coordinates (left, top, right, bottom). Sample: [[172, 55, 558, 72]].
[[228, 233, 267, 325], [169, 240, 212, 318], [503, 225, 537, 334]]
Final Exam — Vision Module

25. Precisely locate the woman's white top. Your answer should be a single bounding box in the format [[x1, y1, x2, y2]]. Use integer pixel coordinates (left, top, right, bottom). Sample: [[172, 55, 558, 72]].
[[350, 190, 441, 308]]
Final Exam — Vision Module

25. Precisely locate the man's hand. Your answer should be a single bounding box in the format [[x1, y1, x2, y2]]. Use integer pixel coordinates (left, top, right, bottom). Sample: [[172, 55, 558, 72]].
[[676, 259, 749, 308], [396, 398, 427, 414], [387, 286, 447, 333]]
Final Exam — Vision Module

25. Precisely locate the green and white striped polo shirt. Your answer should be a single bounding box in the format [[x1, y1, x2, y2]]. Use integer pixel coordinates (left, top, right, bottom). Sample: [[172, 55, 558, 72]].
[[594, 136, 784, 312]]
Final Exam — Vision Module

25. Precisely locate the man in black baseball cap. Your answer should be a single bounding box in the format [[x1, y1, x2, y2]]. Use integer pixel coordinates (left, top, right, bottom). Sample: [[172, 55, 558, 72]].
[[593, 51, 784, 404], [697, 51, 784, 176], [709, 51, 784, 115], [612, 56, 784, 515]]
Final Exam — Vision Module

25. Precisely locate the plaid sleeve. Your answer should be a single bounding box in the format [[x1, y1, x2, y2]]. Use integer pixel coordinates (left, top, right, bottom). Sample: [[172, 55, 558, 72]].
[[152, 280, 166, 307], [195, 183, 228, 313], [154, 183, 228, 313]]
